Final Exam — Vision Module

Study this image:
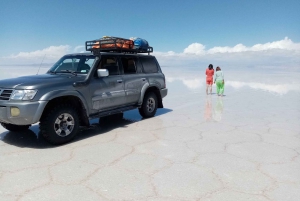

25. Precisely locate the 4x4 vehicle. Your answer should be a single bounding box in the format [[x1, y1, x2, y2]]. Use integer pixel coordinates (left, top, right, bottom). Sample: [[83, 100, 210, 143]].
[[0, 38, 168, 144]]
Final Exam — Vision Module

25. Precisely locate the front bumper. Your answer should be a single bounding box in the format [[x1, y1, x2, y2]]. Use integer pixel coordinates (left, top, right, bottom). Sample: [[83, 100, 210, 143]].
[[0, 100, 48, 125]]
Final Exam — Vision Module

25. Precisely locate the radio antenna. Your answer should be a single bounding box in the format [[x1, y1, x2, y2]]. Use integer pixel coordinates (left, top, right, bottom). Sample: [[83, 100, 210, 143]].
[[36, 54, 46, 75]]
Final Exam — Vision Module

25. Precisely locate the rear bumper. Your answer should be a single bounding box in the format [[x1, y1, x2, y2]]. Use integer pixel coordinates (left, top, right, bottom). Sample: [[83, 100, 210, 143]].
[[0, 100, 48, 125], [160, 88, 168, 98]]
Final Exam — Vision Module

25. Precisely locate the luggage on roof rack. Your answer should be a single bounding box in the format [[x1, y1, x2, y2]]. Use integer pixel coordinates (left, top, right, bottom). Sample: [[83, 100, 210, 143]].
[[85, 36, 153, 55], [132, 37, 149, 51]]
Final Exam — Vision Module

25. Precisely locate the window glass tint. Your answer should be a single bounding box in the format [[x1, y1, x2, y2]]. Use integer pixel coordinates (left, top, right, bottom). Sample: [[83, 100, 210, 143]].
[[135, 59, 143, 73], [85, 58, 95, 68], [140, 57, 158, 73], [59, 59, 79, 71], [121, 57, 137, 74], [99, 57, 120, 76], [49, 55, 95, 74]]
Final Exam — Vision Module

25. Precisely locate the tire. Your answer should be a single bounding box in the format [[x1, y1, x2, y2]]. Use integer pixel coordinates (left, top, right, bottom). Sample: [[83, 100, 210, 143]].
[[1, 123, 30, 132], [39, 104, 79, 145], [138, 92, 158, 118]]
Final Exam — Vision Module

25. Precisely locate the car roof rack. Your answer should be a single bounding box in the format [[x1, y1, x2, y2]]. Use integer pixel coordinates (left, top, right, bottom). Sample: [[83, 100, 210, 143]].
[[85, 37, 153, 56]]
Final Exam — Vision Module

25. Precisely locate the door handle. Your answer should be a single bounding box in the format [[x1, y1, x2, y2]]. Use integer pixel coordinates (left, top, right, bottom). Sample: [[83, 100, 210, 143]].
[[142, 78, 146, 81], [117, 79, 123, 83]]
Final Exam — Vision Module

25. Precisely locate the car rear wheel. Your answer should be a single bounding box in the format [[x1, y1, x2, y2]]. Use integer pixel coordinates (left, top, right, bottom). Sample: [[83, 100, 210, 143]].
[[40, 104, 79, 145], [139, 92, 158, 118]]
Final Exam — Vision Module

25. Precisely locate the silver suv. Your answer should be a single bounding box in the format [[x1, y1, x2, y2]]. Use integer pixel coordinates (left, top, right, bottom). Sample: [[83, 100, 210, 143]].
[[0, 52, 168, 144]]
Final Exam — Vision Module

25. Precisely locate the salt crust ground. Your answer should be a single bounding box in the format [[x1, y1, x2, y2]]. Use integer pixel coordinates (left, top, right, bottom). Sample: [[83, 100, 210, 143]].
[[0, 73, 300, 201]]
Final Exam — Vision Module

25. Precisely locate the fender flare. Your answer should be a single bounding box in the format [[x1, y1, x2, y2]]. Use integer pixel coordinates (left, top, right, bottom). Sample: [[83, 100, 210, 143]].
[[40, 90, 89, 114], [138, 83, 150, 105], [138, 83, 162, 106]]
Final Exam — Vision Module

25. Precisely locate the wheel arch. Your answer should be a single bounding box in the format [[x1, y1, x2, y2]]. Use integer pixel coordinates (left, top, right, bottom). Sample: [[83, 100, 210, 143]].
[[40, 95, 89, 126], [139, 85, 163, 108]]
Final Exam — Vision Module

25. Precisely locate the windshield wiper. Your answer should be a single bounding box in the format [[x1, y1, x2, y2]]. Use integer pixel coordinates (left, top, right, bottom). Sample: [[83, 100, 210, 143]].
[[48, 70, 56, 74], [58, 70, 77, 76]]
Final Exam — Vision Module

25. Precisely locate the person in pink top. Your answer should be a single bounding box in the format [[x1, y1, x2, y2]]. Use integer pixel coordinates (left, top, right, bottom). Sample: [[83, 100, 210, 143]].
[[206, 64, 214, 95]]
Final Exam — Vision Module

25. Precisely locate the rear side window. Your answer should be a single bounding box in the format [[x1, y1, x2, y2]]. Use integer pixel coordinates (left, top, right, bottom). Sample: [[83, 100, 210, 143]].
[[140, 57, 158, 73], [121, 57, 137, 74]]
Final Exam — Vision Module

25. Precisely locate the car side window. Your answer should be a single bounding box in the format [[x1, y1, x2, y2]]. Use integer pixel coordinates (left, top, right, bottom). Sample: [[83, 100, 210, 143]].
[[98, 57, 120, 76], [121, 57, 137, 74], [139, 57, 158, 73]]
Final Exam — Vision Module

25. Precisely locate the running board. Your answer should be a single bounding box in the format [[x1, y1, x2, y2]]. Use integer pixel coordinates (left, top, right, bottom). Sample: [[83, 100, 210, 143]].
[[89, 105, 138, 119]]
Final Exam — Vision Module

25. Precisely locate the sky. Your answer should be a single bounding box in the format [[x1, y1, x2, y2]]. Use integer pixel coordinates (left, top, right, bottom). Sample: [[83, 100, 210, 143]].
[[0, 0, 300, 69]]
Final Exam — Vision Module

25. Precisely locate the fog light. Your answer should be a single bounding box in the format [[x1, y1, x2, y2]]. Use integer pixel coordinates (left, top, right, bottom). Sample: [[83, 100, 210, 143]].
[[11, 107, 20, 117]]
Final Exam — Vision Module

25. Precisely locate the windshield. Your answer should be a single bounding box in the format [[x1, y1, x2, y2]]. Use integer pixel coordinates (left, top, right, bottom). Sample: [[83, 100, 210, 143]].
[[48, 55, 96, 75]]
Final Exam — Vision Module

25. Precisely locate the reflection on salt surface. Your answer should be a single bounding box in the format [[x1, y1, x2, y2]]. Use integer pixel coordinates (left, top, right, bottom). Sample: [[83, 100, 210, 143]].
[[162, 67, 299, 131], [1, 66, 299, 96], [204, 96, 224, 122], [164, 68, 300, 95], [167, 77, 204, 90], [204, 96, 212, 121], [167, 76, 300, 95], [226, 81, 299, 95], [1, 66, 299, 150], [213, 97, 223, 122]]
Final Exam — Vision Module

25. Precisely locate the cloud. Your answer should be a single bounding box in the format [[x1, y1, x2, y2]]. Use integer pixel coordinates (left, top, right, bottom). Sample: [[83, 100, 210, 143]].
[[184, 37, 300, 54], [0, 45, 72, 66], [1, 37, 299, 70], [154, 37, 300, 69], [207, 44, 248, 54], [73, 45, 85, 53], [4, 45, 71, 59], [184, 43, 206, 55]]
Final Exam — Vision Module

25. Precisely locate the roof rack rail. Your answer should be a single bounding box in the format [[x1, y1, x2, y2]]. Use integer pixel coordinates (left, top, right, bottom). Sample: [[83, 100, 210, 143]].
[[85, 37, 153, 56]]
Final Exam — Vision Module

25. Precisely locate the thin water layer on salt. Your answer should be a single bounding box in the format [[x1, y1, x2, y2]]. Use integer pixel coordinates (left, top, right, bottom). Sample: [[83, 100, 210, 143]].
[[0, 66, 299, 200]]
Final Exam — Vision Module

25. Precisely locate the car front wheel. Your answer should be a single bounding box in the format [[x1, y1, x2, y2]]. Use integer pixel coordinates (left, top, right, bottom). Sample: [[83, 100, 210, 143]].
[[39, 104, 79, 145]]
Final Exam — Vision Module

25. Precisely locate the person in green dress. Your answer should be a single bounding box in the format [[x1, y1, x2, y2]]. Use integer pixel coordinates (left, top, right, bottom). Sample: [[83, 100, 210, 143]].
[[214, 66, 225, 96]]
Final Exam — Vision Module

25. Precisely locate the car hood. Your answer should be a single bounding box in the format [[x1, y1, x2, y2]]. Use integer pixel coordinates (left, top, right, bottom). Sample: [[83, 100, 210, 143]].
[[0, 73, 86, 89]]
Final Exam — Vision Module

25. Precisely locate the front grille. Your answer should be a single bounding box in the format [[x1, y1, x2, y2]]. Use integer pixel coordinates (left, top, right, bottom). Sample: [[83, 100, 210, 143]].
[[0, 89, 13, 100]]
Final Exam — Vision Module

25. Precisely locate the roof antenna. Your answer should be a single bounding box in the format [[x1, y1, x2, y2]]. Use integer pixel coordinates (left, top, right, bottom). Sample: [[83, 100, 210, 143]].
[[36, 54, 46, 75]]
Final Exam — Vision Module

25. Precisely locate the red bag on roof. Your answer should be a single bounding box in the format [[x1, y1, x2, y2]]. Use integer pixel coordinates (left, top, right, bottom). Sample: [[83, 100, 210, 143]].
[[92, 37, 133, 49]]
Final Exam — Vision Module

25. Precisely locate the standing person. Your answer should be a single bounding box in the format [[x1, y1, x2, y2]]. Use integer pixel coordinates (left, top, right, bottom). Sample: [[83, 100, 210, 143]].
[[206, 64, 214, 95], [214, 66, 225, 96]]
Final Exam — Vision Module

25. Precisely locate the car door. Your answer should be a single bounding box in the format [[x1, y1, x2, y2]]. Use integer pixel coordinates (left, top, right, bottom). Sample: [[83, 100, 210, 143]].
[[89, 56, 125, 111], [120, 56, 146, 105]]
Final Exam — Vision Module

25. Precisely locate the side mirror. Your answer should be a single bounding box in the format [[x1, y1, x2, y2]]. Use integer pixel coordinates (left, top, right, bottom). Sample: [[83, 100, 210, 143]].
[[97, 69, 109, 77]]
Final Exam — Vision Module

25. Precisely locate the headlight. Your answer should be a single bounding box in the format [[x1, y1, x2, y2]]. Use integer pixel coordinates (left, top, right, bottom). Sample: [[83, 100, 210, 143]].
[[10, 90, 38, 100]]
